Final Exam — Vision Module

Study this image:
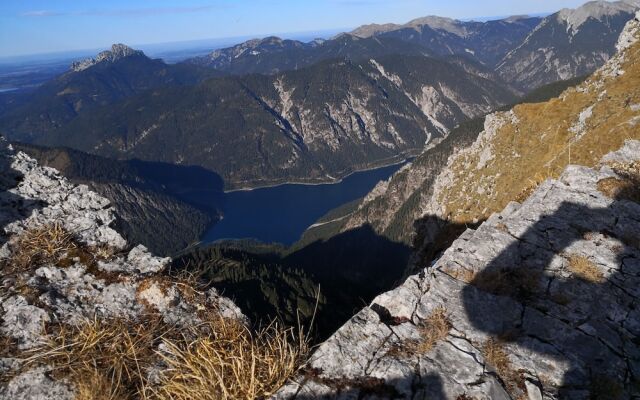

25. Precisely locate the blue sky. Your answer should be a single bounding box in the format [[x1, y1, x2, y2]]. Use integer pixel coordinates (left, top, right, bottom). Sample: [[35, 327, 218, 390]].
[[1, 0, 590, 57]]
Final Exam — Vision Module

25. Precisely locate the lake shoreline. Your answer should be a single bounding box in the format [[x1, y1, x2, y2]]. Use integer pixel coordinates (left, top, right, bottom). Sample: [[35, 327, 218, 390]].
[[224, 150, 419, 193], [202, 158, 411, 245]]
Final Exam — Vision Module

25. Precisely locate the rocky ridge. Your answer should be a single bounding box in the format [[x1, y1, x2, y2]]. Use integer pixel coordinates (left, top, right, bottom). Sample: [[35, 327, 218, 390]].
[[557, 0, 639, 35], [0, 141, 243, 399], [71, 44, 144, 72], [273, 12, 640, 399], [330, 10, 640, 248], [22, 54, 515, 190], [496, 1, 639, 90], [436, 10, 640, 226], [275, 139, 640, 399]]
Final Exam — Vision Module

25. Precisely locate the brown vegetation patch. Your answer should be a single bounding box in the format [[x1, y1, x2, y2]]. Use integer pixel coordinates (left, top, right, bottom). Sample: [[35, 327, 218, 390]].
[[483, 339, 511, 377], [442, 265, 476, 283], [482, 339, 526, 396], [597, 177, 640, 203], [471, 267, 543, 302], [495, 223, 509, 233], [408, 306, 452, 354], [151, 318, 308, 400], [21, 314, 307, 400], [567, 255, 605, 283], [302, 367, 401, 398], [437, 37, 640, 226], [7, 222, 77, 272], [514, 171, 553, 204], [609, 160, 640, 181], [1, 223, 124, 301]]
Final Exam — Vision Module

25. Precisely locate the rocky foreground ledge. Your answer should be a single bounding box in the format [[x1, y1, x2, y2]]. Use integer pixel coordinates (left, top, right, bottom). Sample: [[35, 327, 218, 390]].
[[0, 141, 244, 399], [275, 141, 640, 399]]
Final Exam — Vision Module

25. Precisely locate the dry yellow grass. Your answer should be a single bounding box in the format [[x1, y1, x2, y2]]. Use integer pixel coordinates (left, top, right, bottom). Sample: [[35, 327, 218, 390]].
[[442, 266, 476, 283], [414, 306, 451, 354], [482, 338, 526, 397], [23, 314, 308, 400], [567, 255, 605, 283], [609, 160, 640, 179], [26, 317, 164, 399], [151, 319, 307, 400], [437, 28, 640, 225], [8, 222, 77, 271], [482, 339, 511, 377], [597, 161, 640, 203]]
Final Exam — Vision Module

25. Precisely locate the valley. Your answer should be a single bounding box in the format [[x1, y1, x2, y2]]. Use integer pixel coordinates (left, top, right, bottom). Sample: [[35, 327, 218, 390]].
[[2, 2, 640, 398], [203, 160, 408, 245]]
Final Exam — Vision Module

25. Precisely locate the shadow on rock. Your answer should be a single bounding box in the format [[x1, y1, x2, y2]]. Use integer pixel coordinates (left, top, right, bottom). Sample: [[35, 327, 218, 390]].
[[0, 145, 45, 246], [287, 372, 446, 400], [462, 197, 640, 396]]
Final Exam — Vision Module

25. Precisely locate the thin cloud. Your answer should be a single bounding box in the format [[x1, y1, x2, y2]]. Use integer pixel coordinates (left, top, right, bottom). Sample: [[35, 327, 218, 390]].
[[20, 5, 222, 18], [20, 10, 64, 17]]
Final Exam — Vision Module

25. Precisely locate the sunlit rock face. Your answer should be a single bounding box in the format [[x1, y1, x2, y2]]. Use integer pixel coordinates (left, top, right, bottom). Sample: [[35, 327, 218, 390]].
[[496, 1, 640, 90], [71, 43, 144, 72], [274, 141, 640, 399]]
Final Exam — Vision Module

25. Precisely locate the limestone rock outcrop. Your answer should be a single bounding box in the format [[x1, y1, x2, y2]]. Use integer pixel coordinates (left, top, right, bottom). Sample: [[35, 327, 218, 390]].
[[71, 44, 144, 72], [0, 141, 243, 399], [275, 139, 640, 399]]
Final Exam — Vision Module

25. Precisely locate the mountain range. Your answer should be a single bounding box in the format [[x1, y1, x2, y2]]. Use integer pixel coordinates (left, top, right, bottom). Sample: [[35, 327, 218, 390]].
[[0, 49, 516, 188], [2, 4, 640, 399], [186, 0, 639, 91], [0, 1, 637, 190]]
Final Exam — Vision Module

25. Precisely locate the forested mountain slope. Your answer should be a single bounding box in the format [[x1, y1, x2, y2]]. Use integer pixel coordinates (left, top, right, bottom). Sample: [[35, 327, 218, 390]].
[[4, 55, 515, 189]]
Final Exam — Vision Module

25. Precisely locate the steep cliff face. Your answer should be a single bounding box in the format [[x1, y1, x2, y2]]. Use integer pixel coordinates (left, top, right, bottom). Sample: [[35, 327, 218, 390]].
[[275, 141, 640, 399], [0, 141, 243, 399], [15, 55, 514, 190]]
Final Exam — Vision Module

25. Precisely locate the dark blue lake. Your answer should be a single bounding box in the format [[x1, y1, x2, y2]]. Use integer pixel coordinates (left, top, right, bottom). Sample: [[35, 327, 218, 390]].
[[202, 162, 408, 245]]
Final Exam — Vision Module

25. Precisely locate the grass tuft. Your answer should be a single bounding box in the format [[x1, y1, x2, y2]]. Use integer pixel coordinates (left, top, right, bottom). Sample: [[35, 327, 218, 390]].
[[151, 318, 307, 400], [482, 339, 511, 378], [567, 255, 605, 283], [22, 314, 307, 400], [482, 338, 526, 396], [597, 177, 640, 203], [414, 306, 451, 354], [8, 222, 77, 271]]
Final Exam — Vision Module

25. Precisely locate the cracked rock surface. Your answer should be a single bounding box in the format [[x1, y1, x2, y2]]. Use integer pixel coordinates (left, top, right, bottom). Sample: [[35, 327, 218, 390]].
[[0, 140, 244, 399], [275, 141, 640, 399]]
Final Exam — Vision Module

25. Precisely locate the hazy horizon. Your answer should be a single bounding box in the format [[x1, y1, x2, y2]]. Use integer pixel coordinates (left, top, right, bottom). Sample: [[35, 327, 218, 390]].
[[0, 0, 593, 58]]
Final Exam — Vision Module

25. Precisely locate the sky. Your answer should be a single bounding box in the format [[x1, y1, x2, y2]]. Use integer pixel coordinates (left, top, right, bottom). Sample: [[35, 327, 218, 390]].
[[0, 0, 591, 58]]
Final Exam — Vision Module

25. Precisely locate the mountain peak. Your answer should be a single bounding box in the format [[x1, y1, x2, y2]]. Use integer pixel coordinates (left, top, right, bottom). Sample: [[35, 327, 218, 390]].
[[407, 15, 467, 36], [557, 0, 639, 35], [351, 15, 469, 39], [350, 23, 402, 38], [502, 14, 531, 23], [71, 43, 145, 72]]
